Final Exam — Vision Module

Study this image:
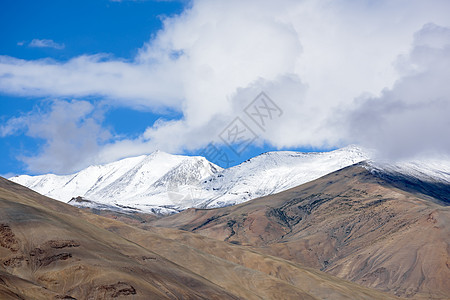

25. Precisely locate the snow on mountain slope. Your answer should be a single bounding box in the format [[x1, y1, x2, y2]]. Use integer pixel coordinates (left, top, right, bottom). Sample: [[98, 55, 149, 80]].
[[200, 149, 450, 208], [365, 158, 450, 184], [20, 155, 149, 202], [13, 145, 449, 214], [10, 146, 370, 214], [197, 145, 369, 208], [11, 151, 222, 213]]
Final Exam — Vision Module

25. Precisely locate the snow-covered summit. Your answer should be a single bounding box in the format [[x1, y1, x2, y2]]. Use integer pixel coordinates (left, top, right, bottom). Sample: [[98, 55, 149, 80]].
[[10, 151, 221, 213], [10, 146, 369, 213], [197, 145, 369, 208], [11, 145, 449, 214]]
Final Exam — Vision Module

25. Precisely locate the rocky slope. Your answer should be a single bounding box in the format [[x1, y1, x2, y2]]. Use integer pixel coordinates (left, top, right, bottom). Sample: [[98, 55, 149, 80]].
[[0, 176, 399, 299], [0, 177, 236, 299], [151, 163, 450, 299]]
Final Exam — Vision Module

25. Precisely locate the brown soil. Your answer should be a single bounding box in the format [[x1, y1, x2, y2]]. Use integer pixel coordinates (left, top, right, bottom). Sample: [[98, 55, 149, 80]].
[[0, 174, 400, 299], [152, 165, 450, 299]]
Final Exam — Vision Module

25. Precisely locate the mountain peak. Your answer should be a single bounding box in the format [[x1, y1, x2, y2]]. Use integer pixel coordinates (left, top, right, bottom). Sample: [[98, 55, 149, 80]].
[[11, 146, 448, 215]]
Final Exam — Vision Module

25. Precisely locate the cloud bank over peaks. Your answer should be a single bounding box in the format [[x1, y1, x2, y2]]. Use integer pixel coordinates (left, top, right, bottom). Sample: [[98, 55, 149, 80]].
[[1, 0, 450, 173], [347, 23, 450, 160]]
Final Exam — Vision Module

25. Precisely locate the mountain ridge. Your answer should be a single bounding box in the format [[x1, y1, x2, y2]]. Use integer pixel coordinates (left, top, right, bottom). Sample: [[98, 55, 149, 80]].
[[10, 146, 450, 215], [150, 163, 450, 299], [0, 176, 400, 299], [10, 146, 369, 213]]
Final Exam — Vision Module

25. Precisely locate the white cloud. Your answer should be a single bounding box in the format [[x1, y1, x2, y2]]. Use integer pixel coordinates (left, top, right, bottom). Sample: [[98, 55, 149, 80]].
[[0, 54, 183, 110], [28, 39, 65, 50], [1, 0, 450, 173], [346, 23, 450, 160], [1, 100, 111, 174]]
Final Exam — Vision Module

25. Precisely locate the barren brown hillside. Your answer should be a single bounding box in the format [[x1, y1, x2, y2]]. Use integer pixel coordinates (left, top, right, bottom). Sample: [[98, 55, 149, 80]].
[[0, 176, 399, 299], [152, 164, 450, 299]]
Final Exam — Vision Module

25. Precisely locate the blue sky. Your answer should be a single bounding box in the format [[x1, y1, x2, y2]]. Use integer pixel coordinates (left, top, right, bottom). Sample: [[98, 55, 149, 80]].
[[0, 0, 185, 176], [0, 0, 320, 176], [1, 0, 449, 176]]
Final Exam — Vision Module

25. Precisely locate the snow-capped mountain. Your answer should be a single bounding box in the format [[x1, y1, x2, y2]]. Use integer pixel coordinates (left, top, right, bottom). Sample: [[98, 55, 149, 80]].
[[365, 159, 450, 184], [362, 157, 450, 204], [198, 145, 370, 208], [10, 146, 371, 214], [11, 151, 221, 214]]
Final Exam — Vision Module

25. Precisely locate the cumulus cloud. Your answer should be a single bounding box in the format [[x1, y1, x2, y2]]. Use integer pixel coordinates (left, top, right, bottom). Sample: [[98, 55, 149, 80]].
[[28, 39, 65, 50], [1, 0, 450, 173], [1, 100, 111, 174]]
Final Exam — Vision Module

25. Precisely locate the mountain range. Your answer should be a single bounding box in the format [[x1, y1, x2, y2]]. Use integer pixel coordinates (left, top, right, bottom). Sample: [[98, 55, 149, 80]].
[[10, 146, 371, 214], [2, 146, 450, 299], [10, 146, 450, 216]]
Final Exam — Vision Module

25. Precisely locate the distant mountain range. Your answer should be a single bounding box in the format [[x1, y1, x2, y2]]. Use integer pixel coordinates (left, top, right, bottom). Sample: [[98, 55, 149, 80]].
[[10, 146, 450, 214], [10, 146, 368, 214]]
